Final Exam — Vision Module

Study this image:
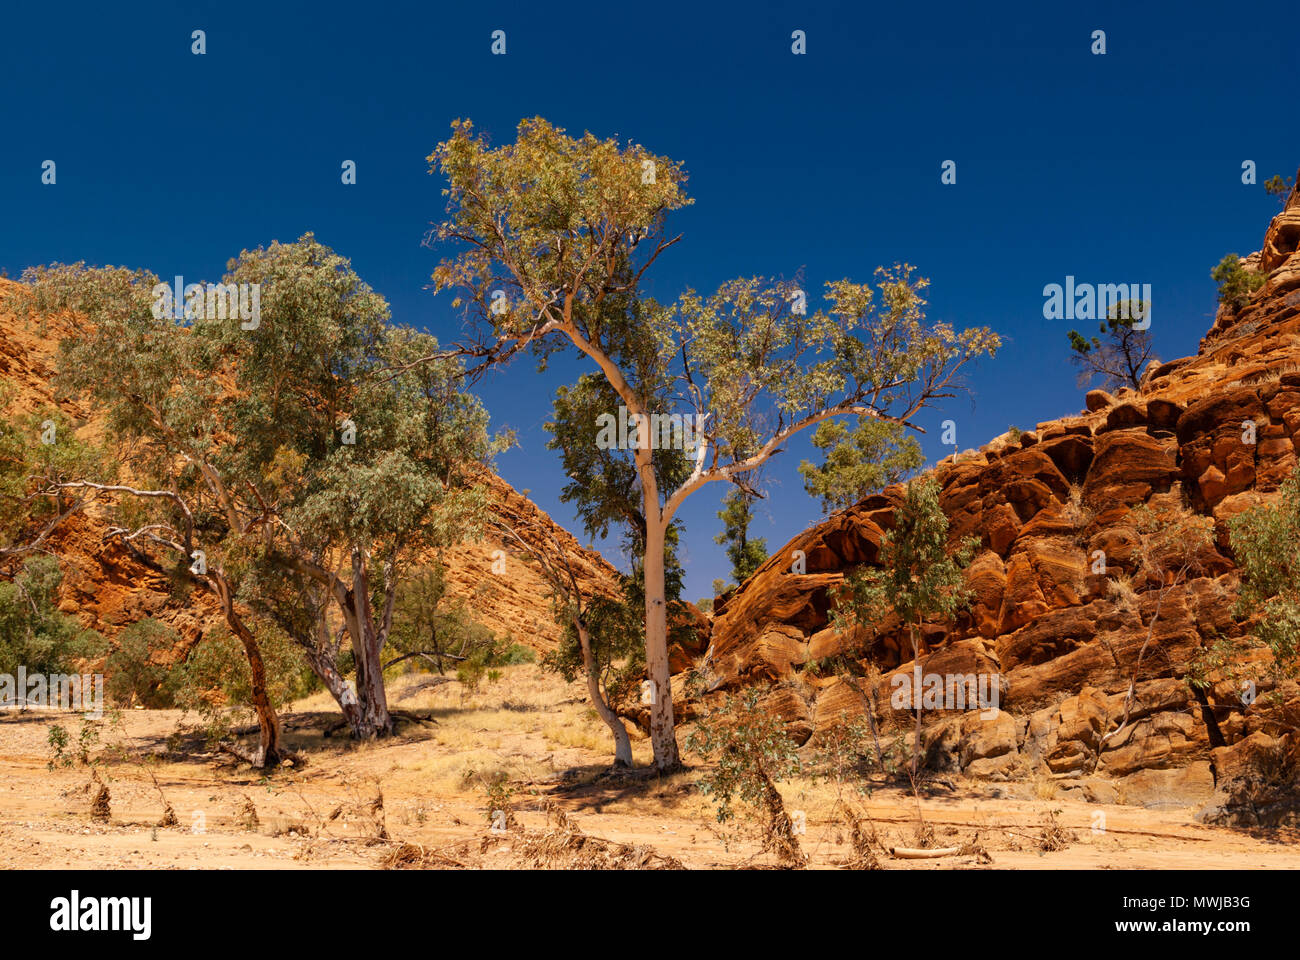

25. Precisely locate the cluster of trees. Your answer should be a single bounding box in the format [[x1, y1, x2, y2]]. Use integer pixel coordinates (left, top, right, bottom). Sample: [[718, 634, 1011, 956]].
[[4, 116, 1004, 774], [3, 237, 503, 764], [4, 123, 1297, 793], [686, 476, 974, 863], [0, 556, 104, 682]]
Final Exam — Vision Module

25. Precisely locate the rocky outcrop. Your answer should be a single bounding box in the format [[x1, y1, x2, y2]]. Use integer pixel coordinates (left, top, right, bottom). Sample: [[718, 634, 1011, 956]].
[[681, 174, 1300, 813]]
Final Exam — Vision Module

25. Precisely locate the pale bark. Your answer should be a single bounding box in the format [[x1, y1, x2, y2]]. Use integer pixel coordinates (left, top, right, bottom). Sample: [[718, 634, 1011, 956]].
[[642, 513, 680, 770], [518, 273, 972, 773], [890, 846, 961, 859], [577, 620, 633, 767], [348, 551, 394, 738], [272, 547, 395, 739], [53, 481, 289, 767]]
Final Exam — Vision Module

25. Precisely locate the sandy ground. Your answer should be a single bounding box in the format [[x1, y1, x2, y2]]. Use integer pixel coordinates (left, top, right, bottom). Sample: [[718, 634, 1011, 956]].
[[1, 664, 1297, 870]]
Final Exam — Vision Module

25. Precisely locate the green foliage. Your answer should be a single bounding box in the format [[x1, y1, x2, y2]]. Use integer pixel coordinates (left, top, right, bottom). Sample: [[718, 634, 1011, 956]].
[[46, 717, 99, 770], [546, 374, 693, 543], [429, 118, 999, 766], [1066, 299, 1156, 391], [811, 716, 902, 787], [714, 488, 767, 584], [541, 570, 648, 707], [46, 723, 69, 767], [801, 656, 841, 679], [667, 267, 1000, 469], [799, 416, 924, 513], [170, 623, 316, 740], [1187, 632, 1241, 693], [835, 476, 977, 639], [1211, 254, 1267, 310], [1264, 174, 1294, 204], [105, 618, 179, 708], [387, 563, 501, 674], [385, 563, 526, 694], [1227, 469, 1300, 686], [0, 555, 104, 677], [0, 387, 114, 556], [455, 660, 499, 693], [496, 641, 537, 666], [684, 687, 801, 824], [481, 774, 517, 829], [455, 635, 532, 693], [539, 509, 691, 698], [429, 116, 999, 558]]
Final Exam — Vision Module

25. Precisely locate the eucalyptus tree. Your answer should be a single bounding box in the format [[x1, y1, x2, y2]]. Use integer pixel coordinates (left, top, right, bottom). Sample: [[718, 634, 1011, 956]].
[[15, 235, 495, 761], [428, 117, 1000, 769]]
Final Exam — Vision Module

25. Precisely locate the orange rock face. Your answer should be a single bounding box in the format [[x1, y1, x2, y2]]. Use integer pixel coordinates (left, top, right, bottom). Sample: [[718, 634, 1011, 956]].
[[688, 179, 1300, 797]]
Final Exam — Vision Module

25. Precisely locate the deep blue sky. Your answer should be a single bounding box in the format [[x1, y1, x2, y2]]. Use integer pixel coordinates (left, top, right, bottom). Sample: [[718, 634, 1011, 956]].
[[2, 1, 1295, 602]]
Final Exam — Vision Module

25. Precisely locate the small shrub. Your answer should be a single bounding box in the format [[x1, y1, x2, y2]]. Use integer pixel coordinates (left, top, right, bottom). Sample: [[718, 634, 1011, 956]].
[[0, 556, 105, 677], [1264, 174, 1294, 204], [482, 774, 518, 832], [47, 717, 99, 769], [105, 618, 179, 708], [1211, 254, 1266, 310], [170, 622, 314, 743], [684, 687, 805, 866], [89, 769, 111, 822], [495, 641, 536, 665]]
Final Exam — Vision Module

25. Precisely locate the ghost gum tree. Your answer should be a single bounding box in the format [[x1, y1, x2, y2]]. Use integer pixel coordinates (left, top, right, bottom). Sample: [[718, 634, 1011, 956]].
[[16, 235, 494, 761], [428, 117, 1000, 770]]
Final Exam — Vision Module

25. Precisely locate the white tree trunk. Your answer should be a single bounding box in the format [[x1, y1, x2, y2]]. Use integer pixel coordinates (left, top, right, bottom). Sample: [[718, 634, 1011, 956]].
[[643, 517, 680, 770]]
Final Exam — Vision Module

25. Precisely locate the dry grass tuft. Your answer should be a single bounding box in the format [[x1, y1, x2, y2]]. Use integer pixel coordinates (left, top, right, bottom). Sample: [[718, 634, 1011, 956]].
[[1038, 808, 1075, 852], [89, 770, 111, 823], [510, 801, 685, 870]]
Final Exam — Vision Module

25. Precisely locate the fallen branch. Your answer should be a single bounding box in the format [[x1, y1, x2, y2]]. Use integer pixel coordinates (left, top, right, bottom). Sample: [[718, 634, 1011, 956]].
[[889, 845, 962, 859]]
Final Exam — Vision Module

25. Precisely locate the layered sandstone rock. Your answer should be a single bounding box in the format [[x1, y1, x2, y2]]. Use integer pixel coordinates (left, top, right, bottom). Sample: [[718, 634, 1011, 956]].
[[681, 175, 1300, 812]]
